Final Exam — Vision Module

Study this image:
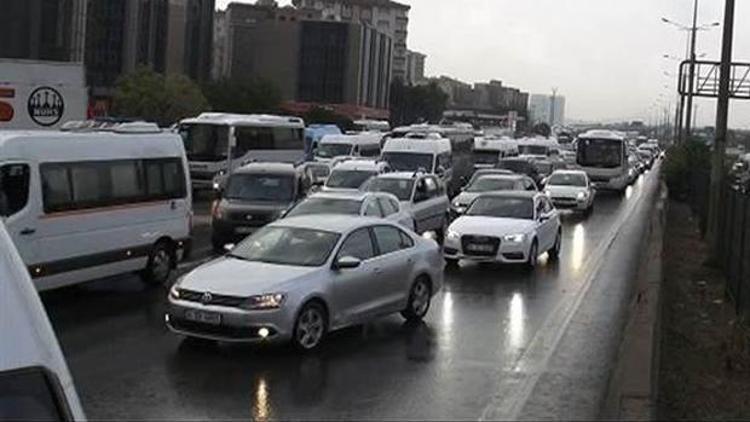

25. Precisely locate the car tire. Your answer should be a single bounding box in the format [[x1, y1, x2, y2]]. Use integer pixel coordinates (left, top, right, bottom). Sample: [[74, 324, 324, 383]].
[[548, 230, 562, 261], [293, 302, 328, 351], [141, 241, 174, 286], [445, 257, 459, 268], [435, 215, 449, 245], [524, 240, 538, 272], [401, 276, 432, 321]]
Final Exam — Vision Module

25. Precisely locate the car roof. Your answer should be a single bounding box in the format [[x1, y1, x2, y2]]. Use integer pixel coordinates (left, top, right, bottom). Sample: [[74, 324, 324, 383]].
[[473, 174, 526, 181], [550, 169, 587, 176], [476, 191, 539, 200], [235, 162, 298, 175], [331, 160, 385, 171], [376, 171, 425, 180], [308, 190, 380, 201], [272, 215, 388, 233]]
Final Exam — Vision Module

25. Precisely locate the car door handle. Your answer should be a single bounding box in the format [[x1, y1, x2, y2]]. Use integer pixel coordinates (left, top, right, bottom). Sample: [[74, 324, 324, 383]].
[[373, 267, 383, 274], [19, 228, 36, 236]]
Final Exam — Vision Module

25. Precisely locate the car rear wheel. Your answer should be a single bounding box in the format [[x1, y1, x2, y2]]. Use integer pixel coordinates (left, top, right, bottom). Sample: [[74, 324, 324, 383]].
[[293, 302, 327, 351], [141, 241, 174, 286], [401, 277, 432, 321], [524, 240, 538, 271], [549, 230, 562, 261], [435, 215, 449, 245]]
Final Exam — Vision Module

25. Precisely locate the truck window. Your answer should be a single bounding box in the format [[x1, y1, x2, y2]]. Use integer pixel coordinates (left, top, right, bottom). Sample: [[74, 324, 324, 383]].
[[0, 164, 30, 217]]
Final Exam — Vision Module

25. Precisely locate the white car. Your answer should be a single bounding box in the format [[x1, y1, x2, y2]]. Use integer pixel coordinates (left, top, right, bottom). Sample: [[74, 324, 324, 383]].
[[167, 215, 444, 350], [543, 170, 596, 214], [450, 174, 538, 217], [444, 192, 562, 269], [284, 191, 416, 231]]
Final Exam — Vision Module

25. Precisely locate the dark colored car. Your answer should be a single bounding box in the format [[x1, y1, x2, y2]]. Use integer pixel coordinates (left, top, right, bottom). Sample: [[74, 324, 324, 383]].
[[497, 157, 544, 186]]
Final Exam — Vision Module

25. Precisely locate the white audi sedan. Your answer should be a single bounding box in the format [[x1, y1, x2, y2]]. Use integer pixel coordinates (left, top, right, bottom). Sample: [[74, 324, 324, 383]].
[[166, 215, 444, 350], [444, 192, 561, 270], [543, 170, 595, 214]]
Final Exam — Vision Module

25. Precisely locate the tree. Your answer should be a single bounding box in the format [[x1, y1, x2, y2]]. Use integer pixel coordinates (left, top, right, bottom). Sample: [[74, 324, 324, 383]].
[[113, 67, 209, 126], [531, 122, 552, 137], [389, 79, 448, 126], [202, 78, 281, 115], [303, 106, 353, 132]]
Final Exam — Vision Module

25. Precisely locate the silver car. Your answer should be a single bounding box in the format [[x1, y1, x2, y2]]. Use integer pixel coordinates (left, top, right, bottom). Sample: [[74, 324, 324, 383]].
[[284, 191, 415, 231], [363, 172, 450, 240], [451, 174, 538, 217], [166, 216, 444, 350]]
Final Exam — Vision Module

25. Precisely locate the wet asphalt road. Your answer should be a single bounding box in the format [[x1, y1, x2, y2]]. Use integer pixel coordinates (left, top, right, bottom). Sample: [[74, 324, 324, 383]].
[[41, 172, 658, 420]]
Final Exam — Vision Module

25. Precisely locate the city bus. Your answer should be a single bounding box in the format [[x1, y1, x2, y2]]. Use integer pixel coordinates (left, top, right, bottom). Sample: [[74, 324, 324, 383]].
[[576, 130, 630, 192], [178, 113, 306, 190]]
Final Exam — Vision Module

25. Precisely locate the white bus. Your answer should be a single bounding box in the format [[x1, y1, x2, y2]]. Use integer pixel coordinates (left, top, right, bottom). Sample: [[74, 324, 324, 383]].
[[0, 220, 85, 420], [0, 123, 192, 291], [178, 113, 306, 190], [576, 130, 630, 192]]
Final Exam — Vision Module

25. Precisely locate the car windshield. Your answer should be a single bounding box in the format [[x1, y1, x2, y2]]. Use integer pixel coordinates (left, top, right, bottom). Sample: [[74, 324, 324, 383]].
[[364, 178, 415, 201], [473, 150, 501, 165], [326, 170, 377, 189], [316, 143, 352, 158], [519, 145, 549, 156], [466, 196, 534, 219], [548, 173, 587, 187], [224, 174, 296, 202], [578, 138, 623, 168], [179, 124, 229, 161], [466, 177, 517, 193], [382, 152, 434, 172], [498, 160, 532, 174], [286, 197, 362, 217], [229, 226, 340, 267]]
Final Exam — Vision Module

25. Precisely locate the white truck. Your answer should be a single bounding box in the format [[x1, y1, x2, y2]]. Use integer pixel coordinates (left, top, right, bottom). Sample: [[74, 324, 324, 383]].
[[0, 59, 87, 130]]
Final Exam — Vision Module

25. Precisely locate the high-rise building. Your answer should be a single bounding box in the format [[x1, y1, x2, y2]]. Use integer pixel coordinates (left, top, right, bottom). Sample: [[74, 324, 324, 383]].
[[529, 94, 566, 126], [211, 10, 227, 80], [405, 50, 426, 86], [291, 0, 410, 83], [219, 2, 392, 114], [0, 0, 87, 62], [166, 0, 215, 82]]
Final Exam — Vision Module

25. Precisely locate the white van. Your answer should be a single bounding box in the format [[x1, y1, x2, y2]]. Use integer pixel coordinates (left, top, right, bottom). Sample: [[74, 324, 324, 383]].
[[473, 136, 519, 169], [314, 133, 382, 162], [0, 123, 192, 291], [381, 137, 455, 194], [0, 220, 85, 420]]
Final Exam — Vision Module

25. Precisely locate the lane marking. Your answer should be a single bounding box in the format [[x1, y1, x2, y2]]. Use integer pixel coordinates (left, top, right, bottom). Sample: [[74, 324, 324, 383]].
[[479, 169, 658, 421]]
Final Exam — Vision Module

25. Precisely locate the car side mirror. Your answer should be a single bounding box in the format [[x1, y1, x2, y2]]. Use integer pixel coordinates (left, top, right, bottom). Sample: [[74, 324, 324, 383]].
[[223, 244, 235, 253], [334, 256, 361, 270]]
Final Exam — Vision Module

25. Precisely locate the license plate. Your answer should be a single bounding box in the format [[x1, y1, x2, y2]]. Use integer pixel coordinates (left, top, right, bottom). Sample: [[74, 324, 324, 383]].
[[235, 226, 256, 234], [467, 244, 494, 253], [185, 310, 221, 325]]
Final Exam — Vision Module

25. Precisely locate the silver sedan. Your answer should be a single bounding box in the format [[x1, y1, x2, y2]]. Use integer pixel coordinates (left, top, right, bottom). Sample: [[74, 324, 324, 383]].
[[166, 215, 444, 350]]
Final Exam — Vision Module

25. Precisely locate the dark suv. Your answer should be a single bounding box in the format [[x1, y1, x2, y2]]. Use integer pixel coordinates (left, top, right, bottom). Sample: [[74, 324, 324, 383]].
[[211, 163, 312, 250]]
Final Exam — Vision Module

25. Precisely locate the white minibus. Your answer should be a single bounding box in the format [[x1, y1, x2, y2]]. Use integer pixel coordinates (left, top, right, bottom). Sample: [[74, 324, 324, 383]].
[[0, 220, 85, 420], [314, 133, 383, 162], [382, 137, 455, 194], [0, 123, 192, 291], [178, 113, 305, 189]]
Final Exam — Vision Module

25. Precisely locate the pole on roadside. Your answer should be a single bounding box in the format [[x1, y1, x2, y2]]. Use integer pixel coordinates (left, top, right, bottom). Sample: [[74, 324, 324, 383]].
[[684, 0, 699, 142], [707, 0, 735, 260]]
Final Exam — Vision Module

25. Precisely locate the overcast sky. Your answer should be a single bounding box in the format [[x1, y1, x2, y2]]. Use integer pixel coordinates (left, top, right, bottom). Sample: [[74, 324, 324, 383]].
[[217, 0, 750, 128]]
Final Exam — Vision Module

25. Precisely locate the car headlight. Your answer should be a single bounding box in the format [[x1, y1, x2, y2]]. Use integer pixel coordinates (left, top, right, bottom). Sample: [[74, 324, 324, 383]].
[[241, 293, 286, 310], [544, 190, 552, 197], [502, 234, 527, 243], [446, 230, 460, 240], [169, 283, 181, 299], [577, 192, 587, 201]]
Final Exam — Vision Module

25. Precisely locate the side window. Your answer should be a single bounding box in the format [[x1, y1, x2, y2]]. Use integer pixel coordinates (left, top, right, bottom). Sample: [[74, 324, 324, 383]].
[[360, 145, 380, 158], [438, 152, 452, 169], [373, 226, 404, 255], [0, 164, 30, 217], [337, 228, 375, 261], [0, 367, 71, 421], [378, 198, 398, 216], [363, 199, 384, 217], [544, 197, 555, 213], [424, 177, 438, 198], [535, 200, 545, 219], [399, 230, 415, 249], [40, 165, 72, 213]]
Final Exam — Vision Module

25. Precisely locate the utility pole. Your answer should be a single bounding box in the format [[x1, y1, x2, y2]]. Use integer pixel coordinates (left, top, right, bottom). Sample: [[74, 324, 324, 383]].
[[684, 0, 699, 142], [549, 87, 558, 128], [707, 0, 735, 257]]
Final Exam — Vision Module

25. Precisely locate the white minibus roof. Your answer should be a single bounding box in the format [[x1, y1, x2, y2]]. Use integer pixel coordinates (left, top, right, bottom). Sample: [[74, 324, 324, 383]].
[[383, 137, 451, 154], [180, 113, 305, 128], [579, 130, 625, 141]]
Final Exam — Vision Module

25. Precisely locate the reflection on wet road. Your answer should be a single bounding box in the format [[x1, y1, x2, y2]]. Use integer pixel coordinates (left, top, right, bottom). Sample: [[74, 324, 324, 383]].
[[42, 172, 657, 420]]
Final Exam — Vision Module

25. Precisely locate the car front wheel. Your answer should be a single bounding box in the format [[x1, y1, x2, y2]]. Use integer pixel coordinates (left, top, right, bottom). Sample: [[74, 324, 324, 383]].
[[549, 230, 562, 261], [293, 302, 327, 351], [141, 241, 174, 286], [525, 240, 538, 271], [401, 277, 432, 321]]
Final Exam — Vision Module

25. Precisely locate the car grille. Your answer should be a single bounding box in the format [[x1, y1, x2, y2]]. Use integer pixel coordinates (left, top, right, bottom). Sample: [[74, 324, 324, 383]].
[[461, 235, 500, 257], [552, 197, 578, 208], [178, 289, 246, 308], [169, 317, 273, 339], [227, 211, 274, 226]]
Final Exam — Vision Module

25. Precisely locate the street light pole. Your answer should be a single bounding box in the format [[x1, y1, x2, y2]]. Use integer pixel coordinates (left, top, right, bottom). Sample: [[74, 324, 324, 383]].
[[684, 0, 699, 141], [707, 0, 735, 258]]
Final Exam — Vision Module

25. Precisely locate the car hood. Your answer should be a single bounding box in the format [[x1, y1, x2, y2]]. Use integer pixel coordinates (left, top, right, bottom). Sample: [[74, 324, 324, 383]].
[[449, 216, 536, 237], [546, 185, 586, 198], [452, 192, 482, 206], [178, 257, 323, 297]]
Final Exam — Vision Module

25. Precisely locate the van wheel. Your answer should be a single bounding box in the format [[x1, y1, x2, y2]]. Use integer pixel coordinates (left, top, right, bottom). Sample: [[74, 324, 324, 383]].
[[142, 242, 174, 286]]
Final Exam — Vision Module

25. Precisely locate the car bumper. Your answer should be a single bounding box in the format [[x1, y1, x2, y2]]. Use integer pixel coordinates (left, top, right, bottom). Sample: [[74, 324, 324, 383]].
[[551, 197, 588, 211], [212, 221, 265, 245], [443, 240, 530, 264], [166, 299, 294, 343]]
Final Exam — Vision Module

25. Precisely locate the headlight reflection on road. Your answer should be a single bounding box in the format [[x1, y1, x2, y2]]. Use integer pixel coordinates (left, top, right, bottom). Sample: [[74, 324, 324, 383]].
[[625, 185, 634, 199], [570, 223, 586, 274], [442, 292, 454, 329], [508, 293, 525, 349], [252, 378, 271, 422]]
